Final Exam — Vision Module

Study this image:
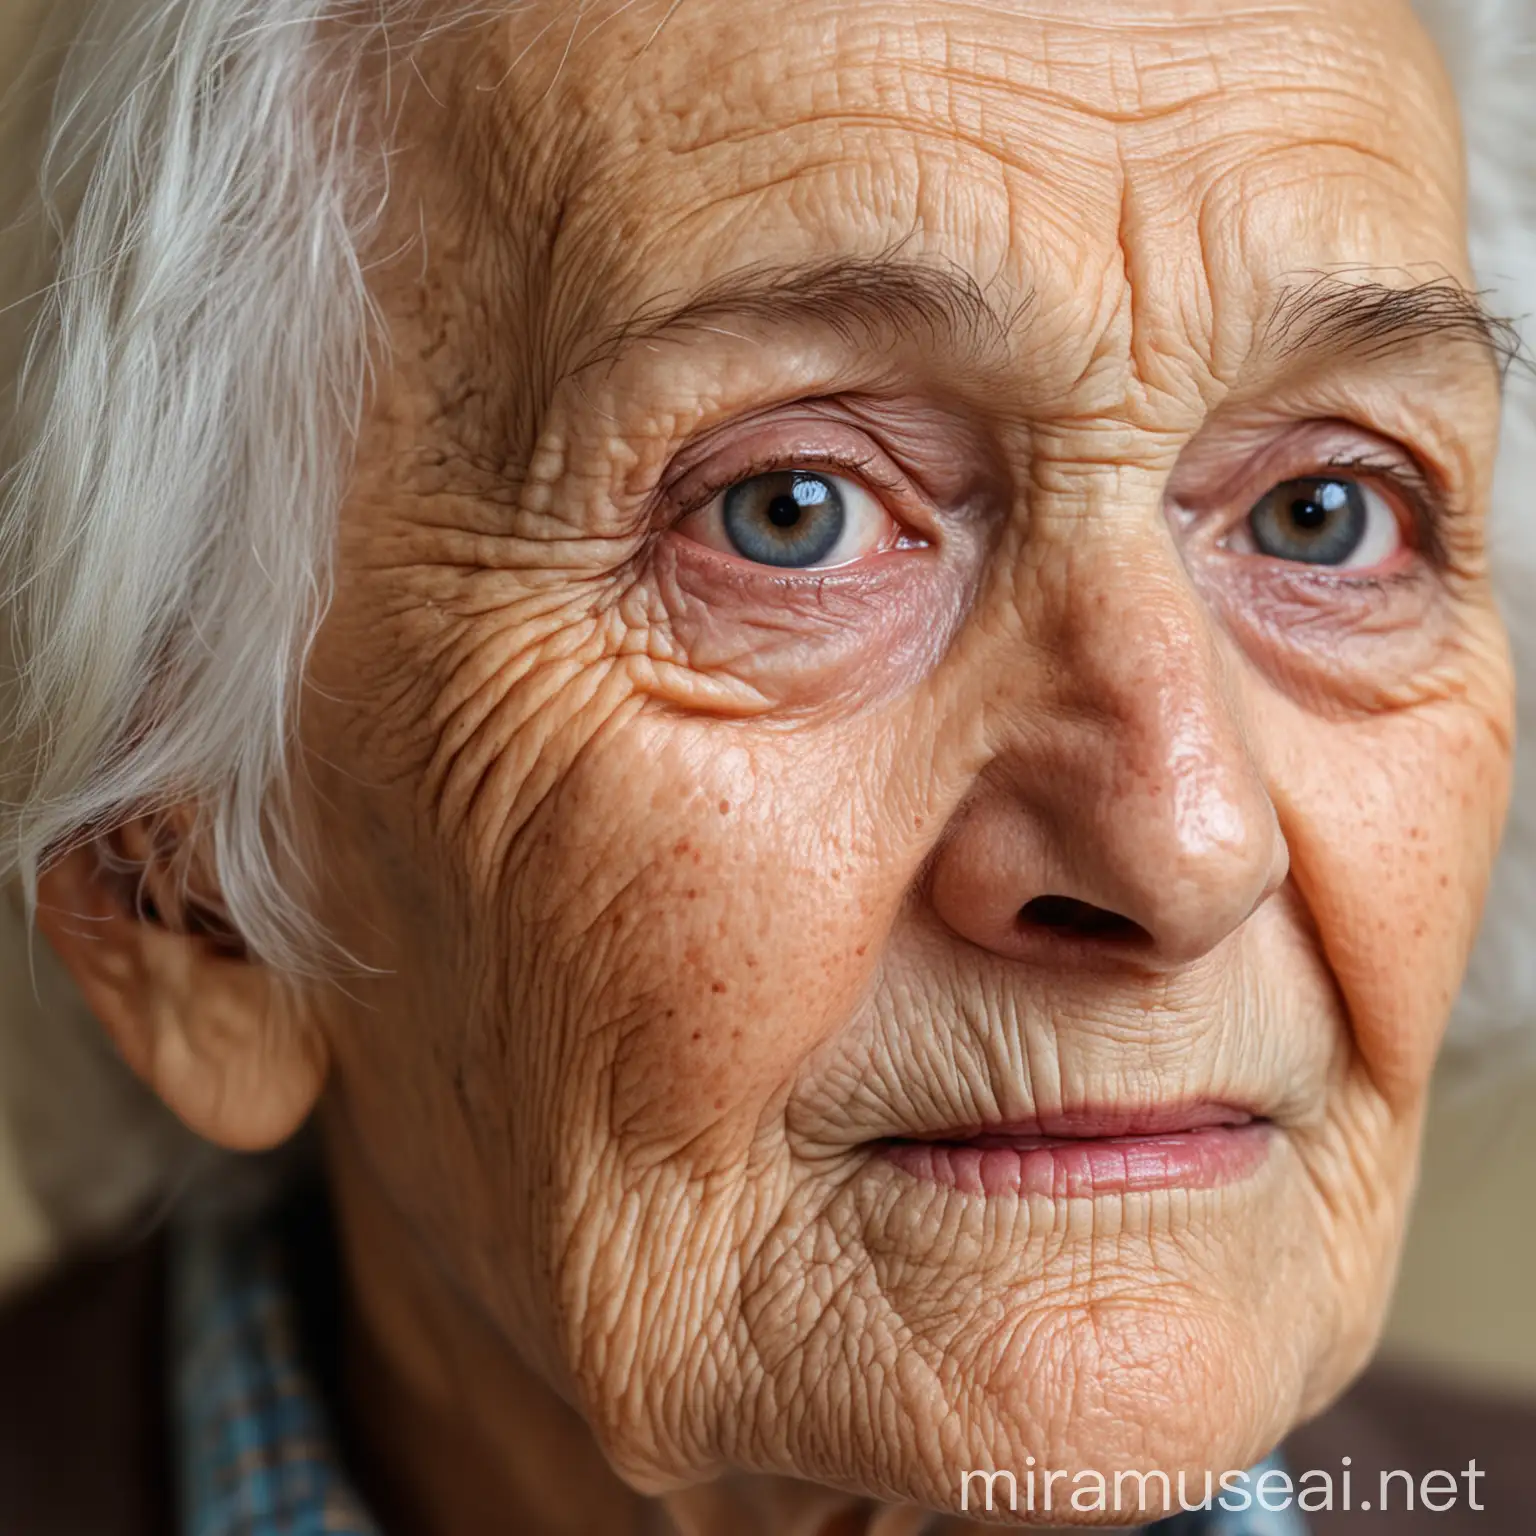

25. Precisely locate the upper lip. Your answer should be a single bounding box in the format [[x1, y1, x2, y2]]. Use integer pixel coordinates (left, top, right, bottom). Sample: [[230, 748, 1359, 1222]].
[[891, 1103, 1260, 1144]]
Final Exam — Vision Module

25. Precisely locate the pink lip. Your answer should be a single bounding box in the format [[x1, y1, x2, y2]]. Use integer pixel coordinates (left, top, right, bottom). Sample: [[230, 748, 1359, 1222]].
[[879, 1106, 1273, 1197]]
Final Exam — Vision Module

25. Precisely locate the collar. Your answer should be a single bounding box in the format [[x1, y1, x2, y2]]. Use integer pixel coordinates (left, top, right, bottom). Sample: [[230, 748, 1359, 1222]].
[[170, 1205, 1307, 1536], [172, 1206, 378, 1536]]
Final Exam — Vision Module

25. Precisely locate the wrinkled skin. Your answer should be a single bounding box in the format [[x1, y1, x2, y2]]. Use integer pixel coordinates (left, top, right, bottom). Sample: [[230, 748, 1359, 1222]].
[[38, 0, 1516, 1531]]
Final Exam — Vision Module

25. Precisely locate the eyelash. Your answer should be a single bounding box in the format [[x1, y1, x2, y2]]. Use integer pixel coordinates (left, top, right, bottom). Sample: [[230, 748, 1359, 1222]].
[[666, 439, 1459, 575], [667, 446, 915, 525], [1311, 452, 1452, 566]]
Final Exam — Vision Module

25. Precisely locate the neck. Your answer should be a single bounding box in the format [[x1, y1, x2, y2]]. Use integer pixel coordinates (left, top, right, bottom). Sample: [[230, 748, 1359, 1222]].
[[323, 1118, 653, 1535]]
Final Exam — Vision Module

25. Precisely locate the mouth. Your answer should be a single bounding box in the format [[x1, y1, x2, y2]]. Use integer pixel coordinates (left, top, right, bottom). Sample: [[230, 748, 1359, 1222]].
[[875, 1105, 1275, 1198]]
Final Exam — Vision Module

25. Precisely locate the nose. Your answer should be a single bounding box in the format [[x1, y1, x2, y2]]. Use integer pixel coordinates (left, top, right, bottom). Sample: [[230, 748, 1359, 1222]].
[[928, 558, 1288, 970]]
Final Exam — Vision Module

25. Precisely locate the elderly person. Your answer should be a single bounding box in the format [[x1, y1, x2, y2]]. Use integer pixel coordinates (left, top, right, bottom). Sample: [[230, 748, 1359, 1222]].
[[1, 0, 1535, 1531]]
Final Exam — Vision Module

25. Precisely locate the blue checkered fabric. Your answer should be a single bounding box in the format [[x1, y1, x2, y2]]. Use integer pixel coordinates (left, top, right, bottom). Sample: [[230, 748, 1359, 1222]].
[[173, 1213, 379, 1536], [170, 1208, 1306, 1536]]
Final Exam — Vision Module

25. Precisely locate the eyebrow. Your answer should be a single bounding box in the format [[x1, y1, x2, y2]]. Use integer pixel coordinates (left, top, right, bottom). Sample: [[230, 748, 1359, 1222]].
[[571, 250, 1030, 376], [1261, 274, 1524, 383], [572, 256, 1524, 390]]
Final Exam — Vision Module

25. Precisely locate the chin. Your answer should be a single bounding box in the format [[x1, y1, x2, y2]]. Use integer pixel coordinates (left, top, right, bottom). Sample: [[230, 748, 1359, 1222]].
[[625, 1141, 1377, 1523]]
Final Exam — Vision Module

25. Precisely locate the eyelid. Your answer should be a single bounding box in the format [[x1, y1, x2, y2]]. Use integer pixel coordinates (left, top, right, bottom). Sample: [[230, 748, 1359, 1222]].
[[1184, 424, 1461, 573], [663, 440, 922, 532]]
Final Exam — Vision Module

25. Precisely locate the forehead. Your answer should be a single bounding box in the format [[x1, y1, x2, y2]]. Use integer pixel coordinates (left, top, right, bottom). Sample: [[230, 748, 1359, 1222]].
[[429, 0, 1467, 396]]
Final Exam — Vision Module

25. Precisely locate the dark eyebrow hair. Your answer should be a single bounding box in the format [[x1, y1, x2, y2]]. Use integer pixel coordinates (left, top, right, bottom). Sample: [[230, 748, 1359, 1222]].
[[1261, 273, 1526, 382], [571, 257, 1527, 394], [570, 249, 1031, 377]]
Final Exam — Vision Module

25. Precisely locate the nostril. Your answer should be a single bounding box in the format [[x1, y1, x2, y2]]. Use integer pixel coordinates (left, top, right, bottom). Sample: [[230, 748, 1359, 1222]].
[[1018, 895, 1148, 944]]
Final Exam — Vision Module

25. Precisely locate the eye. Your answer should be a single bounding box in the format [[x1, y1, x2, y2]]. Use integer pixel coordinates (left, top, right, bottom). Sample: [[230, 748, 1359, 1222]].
[[678, 470, 899, 569], [1240, 476, 1403, 570]]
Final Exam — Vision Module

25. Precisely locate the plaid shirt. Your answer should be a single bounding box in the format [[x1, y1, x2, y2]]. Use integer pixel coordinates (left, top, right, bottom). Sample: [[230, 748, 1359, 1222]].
[[173, 1211, 377, 1536], [171, 1209, 1308, 1536]]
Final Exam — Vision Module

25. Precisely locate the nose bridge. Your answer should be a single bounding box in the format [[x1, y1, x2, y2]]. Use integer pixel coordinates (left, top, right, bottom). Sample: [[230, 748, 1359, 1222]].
[[1089, 577, 1263, 855], [1008, 534, 1287, 962]]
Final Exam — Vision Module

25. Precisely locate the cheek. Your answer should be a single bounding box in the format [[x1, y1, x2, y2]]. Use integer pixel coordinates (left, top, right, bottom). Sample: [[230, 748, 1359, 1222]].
[[503, 713, 914, 1160], [1267, 693, 1513, 1103]]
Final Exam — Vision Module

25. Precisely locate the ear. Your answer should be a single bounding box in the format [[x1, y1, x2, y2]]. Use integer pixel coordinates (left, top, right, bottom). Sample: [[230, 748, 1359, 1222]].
[[33, 815, 327, 1152]]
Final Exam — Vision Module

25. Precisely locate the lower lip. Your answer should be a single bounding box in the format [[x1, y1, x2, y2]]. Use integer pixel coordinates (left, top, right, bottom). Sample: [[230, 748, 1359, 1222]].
[[879, 1124, 1274, 1198]]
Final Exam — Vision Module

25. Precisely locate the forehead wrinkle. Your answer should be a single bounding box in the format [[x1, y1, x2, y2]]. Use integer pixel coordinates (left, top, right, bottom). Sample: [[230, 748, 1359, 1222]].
[[608, 1, 1432, 165], [420, 0, 1475, 453], [473, 0, 1451, 233], [502, 5, 1453, 329]]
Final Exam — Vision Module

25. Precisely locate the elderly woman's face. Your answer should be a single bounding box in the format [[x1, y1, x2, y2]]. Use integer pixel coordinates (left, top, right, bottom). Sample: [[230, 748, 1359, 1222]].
[[292, 0, 1510, 1511]]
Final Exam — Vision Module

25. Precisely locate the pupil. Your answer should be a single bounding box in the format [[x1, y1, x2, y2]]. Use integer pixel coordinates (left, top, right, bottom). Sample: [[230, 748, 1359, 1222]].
[[768, 495, 802, 529], [1290, 496, 1329, 531], [1289, 481, 1348, 534]]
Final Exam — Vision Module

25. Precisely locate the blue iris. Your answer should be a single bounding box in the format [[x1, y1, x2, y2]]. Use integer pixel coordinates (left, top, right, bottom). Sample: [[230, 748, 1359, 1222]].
[[721, 472, 845, 567], [1248, 478, 1368, 566]]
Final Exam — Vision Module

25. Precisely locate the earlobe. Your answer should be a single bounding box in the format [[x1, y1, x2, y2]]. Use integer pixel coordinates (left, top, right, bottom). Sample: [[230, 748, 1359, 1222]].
[[33, 826, 327, 1153]]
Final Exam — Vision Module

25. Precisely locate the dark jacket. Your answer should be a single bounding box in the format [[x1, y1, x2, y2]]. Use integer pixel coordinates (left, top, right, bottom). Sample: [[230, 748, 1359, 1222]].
[[1, 1237, 1534, 1535]]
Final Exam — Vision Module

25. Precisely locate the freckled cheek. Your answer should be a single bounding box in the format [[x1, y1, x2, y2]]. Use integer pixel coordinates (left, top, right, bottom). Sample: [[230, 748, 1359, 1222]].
[[1303, 717, 1512, 1098], [517, 739, 899, 1154], [614, 852, 890, 1150]]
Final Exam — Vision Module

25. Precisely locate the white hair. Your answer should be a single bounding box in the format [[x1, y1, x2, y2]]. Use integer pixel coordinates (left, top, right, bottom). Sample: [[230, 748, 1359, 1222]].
[[0, 0, 398, 1280], [0, 0, 1532, 1283], [0, 0, 387, 970]]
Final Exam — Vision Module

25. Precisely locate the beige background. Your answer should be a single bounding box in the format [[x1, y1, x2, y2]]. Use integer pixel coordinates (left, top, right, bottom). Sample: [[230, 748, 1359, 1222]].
[[0, 0, 64, 1285], [1380, 1067, 1536, 1390]]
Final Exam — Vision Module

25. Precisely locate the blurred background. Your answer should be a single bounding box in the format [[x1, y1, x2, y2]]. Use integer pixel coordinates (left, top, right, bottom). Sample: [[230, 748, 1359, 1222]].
[[1380, 1068, 1536, 1392]]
